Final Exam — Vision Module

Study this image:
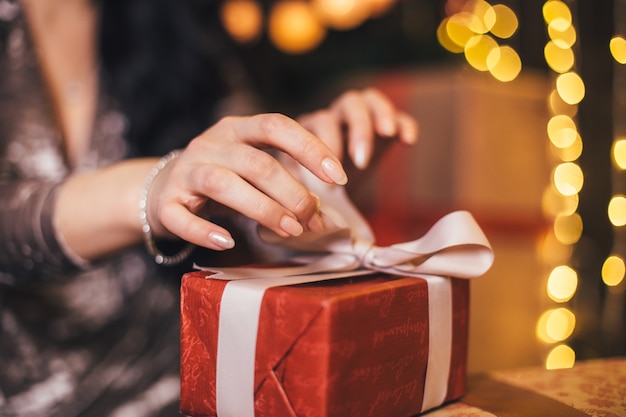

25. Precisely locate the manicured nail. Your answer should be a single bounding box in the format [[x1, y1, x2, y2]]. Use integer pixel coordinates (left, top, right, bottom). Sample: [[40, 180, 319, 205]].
[[209, 232, 235, 249], [353, 143, 369, 170], [280, 215, 304, 236], [322, 158, 347, 185], [307, 212, 325, 233]]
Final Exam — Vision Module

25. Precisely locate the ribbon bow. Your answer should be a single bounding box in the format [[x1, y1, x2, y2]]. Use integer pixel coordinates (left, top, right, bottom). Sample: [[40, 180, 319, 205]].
[[199, 164, 493, 281]]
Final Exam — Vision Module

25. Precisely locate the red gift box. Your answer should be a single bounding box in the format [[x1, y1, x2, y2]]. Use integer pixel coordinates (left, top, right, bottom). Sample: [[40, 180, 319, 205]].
[[180, 271, 469, 417]]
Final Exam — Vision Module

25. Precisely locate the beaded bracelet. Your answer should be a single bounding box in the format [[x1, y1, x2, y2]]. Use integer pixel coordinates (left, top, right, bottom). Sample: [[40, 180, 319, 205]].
[[139, 150, 195, 266]]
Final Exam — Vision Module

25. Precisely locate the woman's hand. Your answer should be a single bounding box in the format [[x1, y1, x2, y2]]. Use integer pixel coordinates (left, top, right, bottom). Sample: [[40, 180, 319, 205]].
[[297, 88, 419, 169], [147, 113, 346, 251]]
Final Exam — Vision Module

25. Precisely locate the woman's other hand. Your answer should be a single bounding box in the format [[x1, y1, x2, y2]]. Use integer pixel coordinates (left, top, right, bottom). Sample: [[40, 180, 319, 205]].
[[297, 88, 419, 169]]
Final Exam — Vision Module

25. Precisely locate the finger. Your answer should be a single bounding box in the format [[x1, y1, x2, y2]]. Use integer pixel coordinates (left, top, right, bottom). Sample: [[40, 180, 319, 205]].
[[229, 114, 347, 185], [160, 202, 236, 251], [362, 88, 400, 138], [396, 112, 419, 145], [230, 146, 323, 227], [330, 90, 374, 169], [298, 110, 344, 158], [190, 162, 316, 238]]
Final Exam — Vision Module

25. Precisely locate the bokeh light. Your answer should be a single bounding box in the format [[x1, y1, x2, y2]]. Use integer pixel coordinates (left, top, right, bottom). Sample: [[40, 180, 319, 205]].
[[486, 45, 522, 82], [545, 344, 576, 369], [547, 265, 578, 302], [548, 21, 576, 49], [602, 255, 626, 287], [553, 162, 584, 196], [612, 138, 626, 169], [543, 1, 572, 28], [556, 72, 585, 105], [608, 195, 626, 227], [220, 0, 263, 44], [312, 0, 368, 30], [553, 212, 583, 245], [544, 41, 575, 73], [490, 4, 518, 39], [447, 12, 482, 48], [464, 34, 498, 71], [552, 135, 583, 162], [437, 17, 465, 53], [268, 1, 326, 54], [547, 114, 578, 148], [537, 308, 576, 343], [610, 36, 626, 64]]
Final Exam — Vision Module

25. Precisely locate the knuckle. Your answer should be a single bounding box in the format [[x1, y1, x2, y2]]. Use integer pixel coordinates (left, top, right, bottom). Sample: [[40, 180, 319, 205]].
[[196, 164, 228, 195], [255, 113, 291, 137]]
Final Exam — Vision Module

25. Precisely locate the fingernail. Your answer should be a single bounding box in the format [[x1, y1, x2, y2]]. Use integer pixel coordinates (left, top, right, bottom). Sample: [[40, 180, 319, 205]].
[[322, 158, 347, 185], [280, 215, 304, 236], [353, 143, 369, 170], [307, 212, 325, 233], [209, 232, 235, 249]]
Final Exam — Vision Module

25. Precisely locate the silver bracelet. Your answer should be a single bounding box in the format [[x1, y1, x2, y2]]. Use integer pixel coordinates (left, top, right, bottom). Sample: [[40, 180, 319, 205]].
[[139, 150, 195, 265]]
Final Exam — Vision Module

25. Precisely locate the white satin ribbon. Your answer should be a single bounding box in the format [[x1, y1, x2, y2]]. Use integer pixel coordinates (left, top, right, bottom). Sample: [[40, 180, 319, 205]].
[[197, 164, 494, 416]]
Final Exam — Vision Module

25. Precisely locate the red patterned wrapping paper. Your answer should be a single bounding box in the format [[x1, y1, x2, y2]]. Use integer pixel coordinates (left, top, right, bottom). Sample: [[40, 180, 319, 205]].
[[180, 271, 469, 417]]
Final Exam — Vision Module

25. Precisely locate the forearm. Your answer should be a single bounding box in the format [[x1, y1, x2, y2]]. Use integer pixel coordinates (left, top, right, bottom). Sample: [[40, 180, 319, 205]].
[[54, 158, 159, 261]]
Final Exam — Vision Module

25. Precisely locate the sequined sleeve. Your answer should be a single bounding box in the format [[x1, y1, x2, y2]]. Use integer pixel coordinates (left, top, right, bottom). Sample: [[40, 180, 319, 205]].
[[0, 179, 82, 285]]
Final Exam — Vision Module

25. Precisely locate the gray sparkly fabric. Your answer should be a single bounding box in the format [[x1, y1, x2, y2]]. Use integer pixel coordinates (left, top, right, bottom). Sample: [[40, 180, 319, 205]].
[[0, 3, 185, 416]]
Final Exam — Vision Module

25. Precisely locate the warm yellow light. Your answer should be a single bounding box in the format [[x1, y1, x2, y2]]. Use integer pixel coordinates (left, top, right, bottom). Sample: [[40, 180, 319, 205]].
[[556, 72, 585, 105], [612, 138, 626, 169], [553, 212, 583, 245], [268, 1, 326, 54], [447, 12, 482, 48], [490, 4, 518, 39], [610, 36, 626, 64], [602, 255, 626, 287], [487, 45, 522, 82], [543, 1, 572, 27], [220, 0, 263, 43], [537, 308, 576, 343], [464, 34, 498, 72], [538, 230, 573, 265], [548, 21, 577, 49], [548, 89, 578, 117], [547, 114, 577, 148], [470, 0, 496, 34], [312, 0, 368, 30], [547, 265, 578, 302], [553, 134, 583, 162], [608, 195, 626, 227], [545, 344, 576, 369], [437, 17, 464, 53], [553, 162, 583, 196], [544, 41, 575, 73]]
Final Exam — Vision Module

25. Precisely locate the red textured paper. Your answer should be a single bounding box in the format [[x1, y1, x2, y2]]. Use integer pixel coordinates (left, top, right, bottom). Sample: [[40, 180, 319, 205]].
[[180, 272, 469, 417]]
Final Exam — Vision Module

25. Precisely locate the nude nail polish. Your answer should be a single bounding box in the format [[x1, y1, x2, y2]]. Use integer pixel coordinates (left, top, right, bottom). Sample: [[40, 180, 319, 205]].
[[280, 215, 304, 236], [322, 158, 348, 185], [209, 232, 235, 249]]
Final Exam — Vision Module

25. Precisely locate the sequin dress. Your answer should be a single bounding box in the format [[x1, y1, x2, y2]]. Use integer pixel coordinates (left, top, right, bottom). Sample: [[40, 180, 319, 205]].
[[0, 4, 187, 416]]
